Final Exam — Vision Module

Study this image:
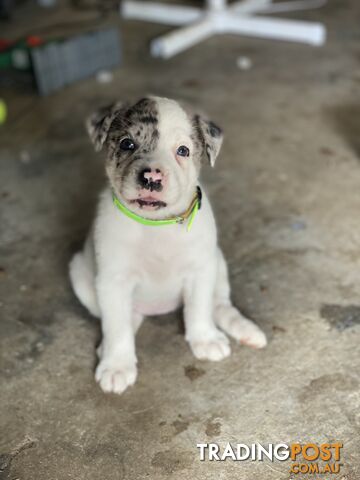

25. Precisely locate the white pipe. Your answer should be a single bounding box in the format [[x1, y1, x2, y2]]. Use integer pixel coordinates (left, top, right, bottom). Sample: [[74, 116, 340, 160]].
[[224, 14, 326, 45], [231, 0, 275, 15], [206, 0, 227, 11], [121, 1, 202, 26], [257, 0, 327, 13], [151, 18, 216, 58]]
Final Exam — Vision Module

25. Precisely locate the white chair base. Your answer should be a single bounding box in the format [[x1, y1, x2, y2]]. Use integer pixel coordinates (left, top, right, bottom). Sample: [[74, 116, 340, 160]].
[[121, 0, 327, 58]]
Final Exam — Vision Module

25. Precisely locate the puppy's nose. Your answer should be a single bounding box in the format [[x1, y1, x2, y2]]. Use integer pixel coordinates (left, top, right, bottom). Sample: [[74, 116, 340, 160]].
[[138, 168, 164, 192]]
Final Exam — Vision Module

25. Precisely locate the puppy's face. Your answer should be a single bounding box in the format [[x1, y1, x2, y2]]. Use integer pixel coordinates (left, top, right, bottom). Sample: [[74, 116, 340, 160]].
[[87, 96, 223, 219]]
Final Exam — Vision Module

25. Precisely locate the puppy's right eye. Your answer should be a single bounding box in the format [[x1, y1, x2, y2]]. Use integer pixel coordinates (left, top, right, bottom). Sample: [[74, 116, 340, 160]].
[[176, 145, 190, 157], [120, 138, 136, 151]]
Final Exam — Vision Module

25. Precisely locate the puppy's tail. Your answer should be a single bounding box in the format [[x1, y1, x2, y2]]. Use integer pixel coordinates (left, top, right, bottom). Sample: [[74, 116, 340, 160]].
[[69, 252, 100, 318]]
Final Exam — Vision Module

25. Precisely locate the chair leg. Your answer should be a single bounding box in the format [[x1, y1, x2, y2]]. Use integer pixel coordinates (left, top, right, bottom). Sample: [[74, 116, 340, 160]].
[[231, 0, 273, 15], [223, 13, 326, 45], [151, 17, 217, 58], [121, 0, 202, 26], [257, 0, 327, 13]]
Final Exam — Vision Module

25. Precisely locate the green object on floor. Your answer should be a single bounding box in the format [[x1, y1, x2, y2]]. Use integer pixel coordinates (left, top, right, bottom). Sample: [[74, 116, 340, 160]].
[[0, 99, 7, 124]]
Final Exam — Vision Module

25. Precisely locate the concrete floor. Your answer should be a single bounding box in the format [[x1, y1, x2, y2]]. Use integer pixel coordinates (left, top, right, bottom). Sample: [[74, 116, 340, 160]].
[[1, 1, 360, 479]]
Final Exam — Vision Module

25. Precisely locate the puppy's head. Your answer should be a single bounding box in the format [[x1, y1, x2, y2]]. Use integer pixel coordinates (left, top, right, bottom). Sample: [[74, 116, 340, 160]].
[[86, 96, 223, 219]]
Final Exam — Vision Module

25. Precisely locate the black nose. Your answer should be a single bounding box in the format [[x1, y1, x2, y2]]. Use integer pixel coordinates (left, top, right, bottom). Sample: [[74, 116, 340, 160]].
[[137, 168, 163, 192]]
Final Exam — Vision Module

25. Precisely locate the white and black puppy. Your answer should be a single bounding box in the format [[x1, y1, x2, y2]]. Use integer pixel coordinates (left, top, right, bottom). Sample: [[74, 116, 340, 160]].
[[70, 96, 266, 395]]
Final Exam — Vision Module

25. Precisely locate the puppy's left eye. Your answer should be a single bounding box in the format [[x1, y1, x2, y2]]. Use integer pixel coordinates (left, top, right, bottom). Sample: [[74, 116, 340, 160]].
[[176, 145, 190, 157]]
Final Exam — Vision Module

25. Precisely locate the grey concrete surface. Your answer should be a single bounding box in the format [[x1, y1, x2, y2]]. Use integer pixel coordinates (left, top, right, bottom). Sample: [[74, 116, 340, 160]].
[[0, 1, 359, 479]]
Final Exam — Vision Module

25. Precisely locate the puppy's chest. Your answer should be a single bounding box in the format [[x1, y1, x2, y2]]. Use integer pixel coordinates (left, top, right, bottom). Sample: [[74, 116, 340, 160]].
[[131, 234, 195, 315], [134, 235, 192, 282]]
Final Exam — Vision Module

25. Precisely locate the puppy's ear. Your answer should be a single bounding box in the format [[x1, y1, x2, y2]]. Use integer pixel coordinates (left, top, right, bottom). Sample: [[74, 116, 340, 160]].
[[193, 114, 223, 167], [86, 102, 125, 152]]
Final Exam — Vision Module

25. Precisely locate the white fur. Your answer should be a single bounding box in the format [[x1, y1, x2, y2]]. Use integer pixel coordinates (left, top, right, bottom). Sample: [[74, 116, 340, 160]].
[[69, 98, 267, 394]]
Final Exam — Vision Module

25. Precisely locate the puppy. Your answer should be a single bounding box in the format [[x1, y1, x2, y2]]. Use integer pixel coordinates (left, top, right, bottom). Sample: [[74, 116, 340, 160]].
[[69, 96, 266, 394]]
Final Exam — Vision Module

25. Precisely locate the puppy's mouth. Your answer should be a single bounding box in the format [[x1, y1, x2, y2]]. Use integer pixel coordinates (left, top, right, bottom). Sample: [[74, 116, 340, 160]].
[[130, 197, 167, 210]]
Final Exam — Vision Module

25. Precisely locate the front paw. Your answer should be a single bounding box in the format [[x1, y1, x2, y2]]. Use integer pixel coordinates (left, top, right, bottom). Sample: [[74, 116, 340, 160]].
[[95, 359, 137, 394], [215, 305, 267, 349], [188, 329, 231, 362]]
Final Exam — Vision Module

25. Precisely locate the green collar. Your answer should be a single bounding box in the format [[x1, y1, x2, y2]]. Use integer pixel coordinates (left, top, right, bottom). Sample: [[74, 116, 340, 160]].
[[112, 187, 202, 232]]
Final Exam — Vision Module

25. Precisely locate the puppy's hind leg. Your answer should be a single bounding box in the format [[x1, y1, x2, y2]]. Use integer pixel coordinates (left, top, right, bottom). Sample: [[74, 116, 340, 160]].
[[69, 240, 100, 318], [214, 248, 267, 349]]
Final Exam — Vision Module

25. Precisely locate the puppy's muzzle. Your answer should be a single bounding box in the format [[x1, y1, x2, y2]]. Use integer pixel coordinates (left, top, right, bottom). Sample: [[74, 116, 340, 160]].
[[138, 167, 165, 192]]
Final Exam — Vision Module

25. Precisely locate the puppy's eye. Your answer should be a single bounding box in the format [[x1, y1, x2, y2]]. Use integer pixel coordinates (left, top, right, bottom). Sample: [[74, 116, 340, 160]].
[[176, 145, 190, 157], [120, 138, 136, 151]]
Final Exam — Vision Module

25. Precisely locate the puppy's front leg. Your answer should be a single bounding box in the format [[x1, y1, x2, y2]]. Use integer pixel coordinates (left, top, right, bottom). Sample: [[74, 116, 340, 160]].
[[95, 274, 137, 394], [184, 262, 231, 362]]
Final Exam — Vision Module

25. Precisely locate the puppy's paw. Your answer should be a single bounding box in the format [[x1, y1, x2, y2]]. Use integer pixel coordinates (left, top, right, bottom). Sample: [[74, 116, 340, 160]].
[[188, 329, 231, 362], [95, 360, 137, 394], [215, 305, 267, 349]]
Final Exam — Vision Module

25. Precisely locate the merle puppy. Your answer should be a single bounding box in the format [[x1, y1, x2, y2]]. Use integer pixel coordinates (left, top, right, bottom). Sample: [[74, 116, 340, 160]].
[[70, 96, 267, 394]]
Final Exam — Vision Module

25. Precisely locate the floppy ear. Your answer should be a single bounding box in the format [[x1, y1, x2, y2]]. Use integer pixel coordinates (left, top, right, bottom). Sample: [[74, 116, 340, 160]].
[[193, 114, 223, 167], [85, 102, 125, 152]]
